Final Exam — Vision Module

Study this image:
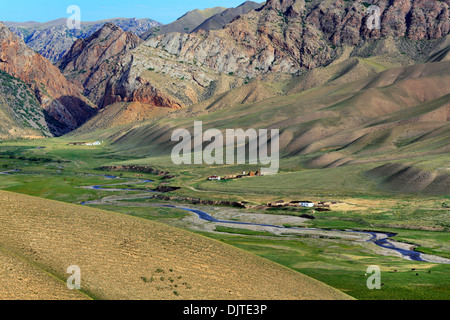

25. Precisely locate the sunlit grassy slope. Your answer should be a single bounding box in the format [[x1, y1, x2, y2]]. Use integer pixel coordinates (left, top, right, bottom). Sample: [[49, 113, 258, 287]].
[[0, 189, 352, 300]]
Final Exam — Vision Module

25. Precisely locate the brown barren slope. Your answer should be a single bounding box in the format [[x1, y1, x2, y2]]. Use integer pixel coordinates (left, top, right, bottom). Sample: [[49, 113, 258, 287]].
[[0, 248, 88, 300], [0, 191, 351, 300]]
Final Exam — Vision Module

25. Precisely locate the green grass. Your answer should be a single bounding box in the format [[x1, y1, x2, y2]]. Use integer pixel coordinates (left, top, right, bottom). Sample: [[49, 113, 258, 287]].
[[0, 138, 448, 300], [86, 205, 189, 221], [214, 226, 278, 237], [195, 164, 385, 197], [198, 233, 450, 300], [1, 47, 450, 300]]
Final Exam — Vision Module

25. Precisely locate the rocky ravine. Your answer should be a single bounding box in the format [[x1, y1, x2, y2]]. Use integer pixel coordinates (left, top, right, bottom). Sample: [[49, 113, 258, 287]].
[[0, 22, 97, 136]]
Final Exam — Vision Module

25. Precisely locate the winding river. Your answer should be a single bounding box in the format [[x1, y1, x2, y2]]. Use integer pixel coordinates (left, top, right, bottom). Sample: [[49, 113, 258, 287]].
[[2, 170, 445, 263], [78, 174, 450, 264]]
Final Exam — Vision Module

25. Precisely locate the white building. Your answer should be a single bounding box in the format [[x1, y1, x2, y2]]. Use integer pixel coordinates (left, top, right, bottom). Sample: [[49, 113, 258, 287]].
[[300, 201, 314, 208], [291, 201, 315, 208], [86, 141, 102, 146]]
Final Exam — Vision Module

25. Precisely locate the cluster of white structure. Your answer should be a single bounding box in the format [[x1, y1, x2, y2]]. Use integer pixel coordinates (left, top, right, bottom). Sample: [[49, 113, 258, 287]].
[[85, 141, 103, 146]]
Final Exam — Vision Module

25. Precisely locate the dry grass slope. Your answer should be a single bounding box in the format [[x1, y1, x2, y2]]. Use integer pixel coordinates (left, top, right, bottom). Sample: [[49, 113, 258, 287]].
[[0, 190, 352, 300], [0, 248, 88, 300]]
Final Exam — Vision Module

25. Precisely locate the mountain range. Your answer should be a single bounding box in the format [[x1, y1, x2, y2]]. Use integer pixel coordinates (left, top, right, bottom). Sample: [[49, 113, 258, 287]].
[[0, 0, 449, 194], [3, 1, 263, 63], [140, 1, 263, 39], [3, 18, 161, 62], [56, 0, 450, 116]]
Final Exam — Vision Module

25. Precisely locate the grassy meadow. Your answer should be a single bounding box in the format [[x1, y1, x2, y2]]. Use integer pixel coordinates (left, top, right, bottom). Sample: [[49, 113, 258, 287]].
[[0, 138, 448, 300]]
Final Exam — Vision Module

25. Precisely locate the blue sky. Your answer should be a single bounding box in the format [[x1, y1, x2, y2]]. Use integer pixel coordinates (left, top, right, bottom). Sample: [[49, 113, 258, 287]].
[[0, 0, 249, 24]]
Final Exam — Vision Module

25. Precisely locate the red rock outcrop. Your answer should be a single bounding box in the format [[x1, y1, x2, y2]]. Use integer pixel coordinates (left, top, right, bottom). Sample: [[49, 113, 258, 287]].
[[145, 0, 450, 75], [0, 22, 96, 135], [59, 0, 449, 114], [58, 23, 143, 104], [58, 23, 184, 110]]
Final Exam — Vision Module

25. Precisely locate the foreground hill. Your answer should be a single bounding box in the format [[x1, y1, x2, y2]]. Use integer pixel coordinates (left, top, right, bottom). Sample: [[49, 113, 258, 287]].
[[4, 18, 161, 62], [0, 22, 96, 136], [0, 247, 87, 300], [0, 190, 351, 300]]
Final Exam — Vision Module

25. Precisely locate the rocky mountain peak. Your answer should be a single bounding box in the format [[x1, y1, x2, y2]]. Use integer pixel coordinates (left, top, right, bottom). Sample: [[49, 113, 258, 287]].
[[58, 22, 142, 76], [54, 0, 450, 130], [95, 22, 121, 34], [263, 0, 303, 12], [58, 23, 145, 107]]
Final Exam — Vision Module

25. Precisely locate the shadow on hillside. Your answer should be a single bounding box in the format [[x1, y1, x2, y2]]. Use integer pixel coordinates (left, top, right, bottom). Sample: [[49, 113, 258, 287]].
[[43, 95, 98, 137]]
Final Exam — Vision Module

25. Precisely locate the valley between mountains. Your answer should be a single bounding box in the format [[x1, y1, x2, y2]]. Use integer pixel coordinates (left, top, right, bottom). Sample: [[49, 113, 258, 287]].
[[0, 0, 448, 300]]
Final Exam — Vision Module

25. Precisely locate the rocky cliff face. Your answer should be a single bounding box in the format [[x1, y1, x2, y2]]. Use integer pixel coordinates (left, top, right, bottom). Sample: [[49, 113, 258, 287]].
[[145, 0, 449, 76], [58, 0, 450, 120], [58, 23, 146, 107], [5, 18, 161, 63], [58, 23, 233, 110], [0, 22, 97, 136]]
